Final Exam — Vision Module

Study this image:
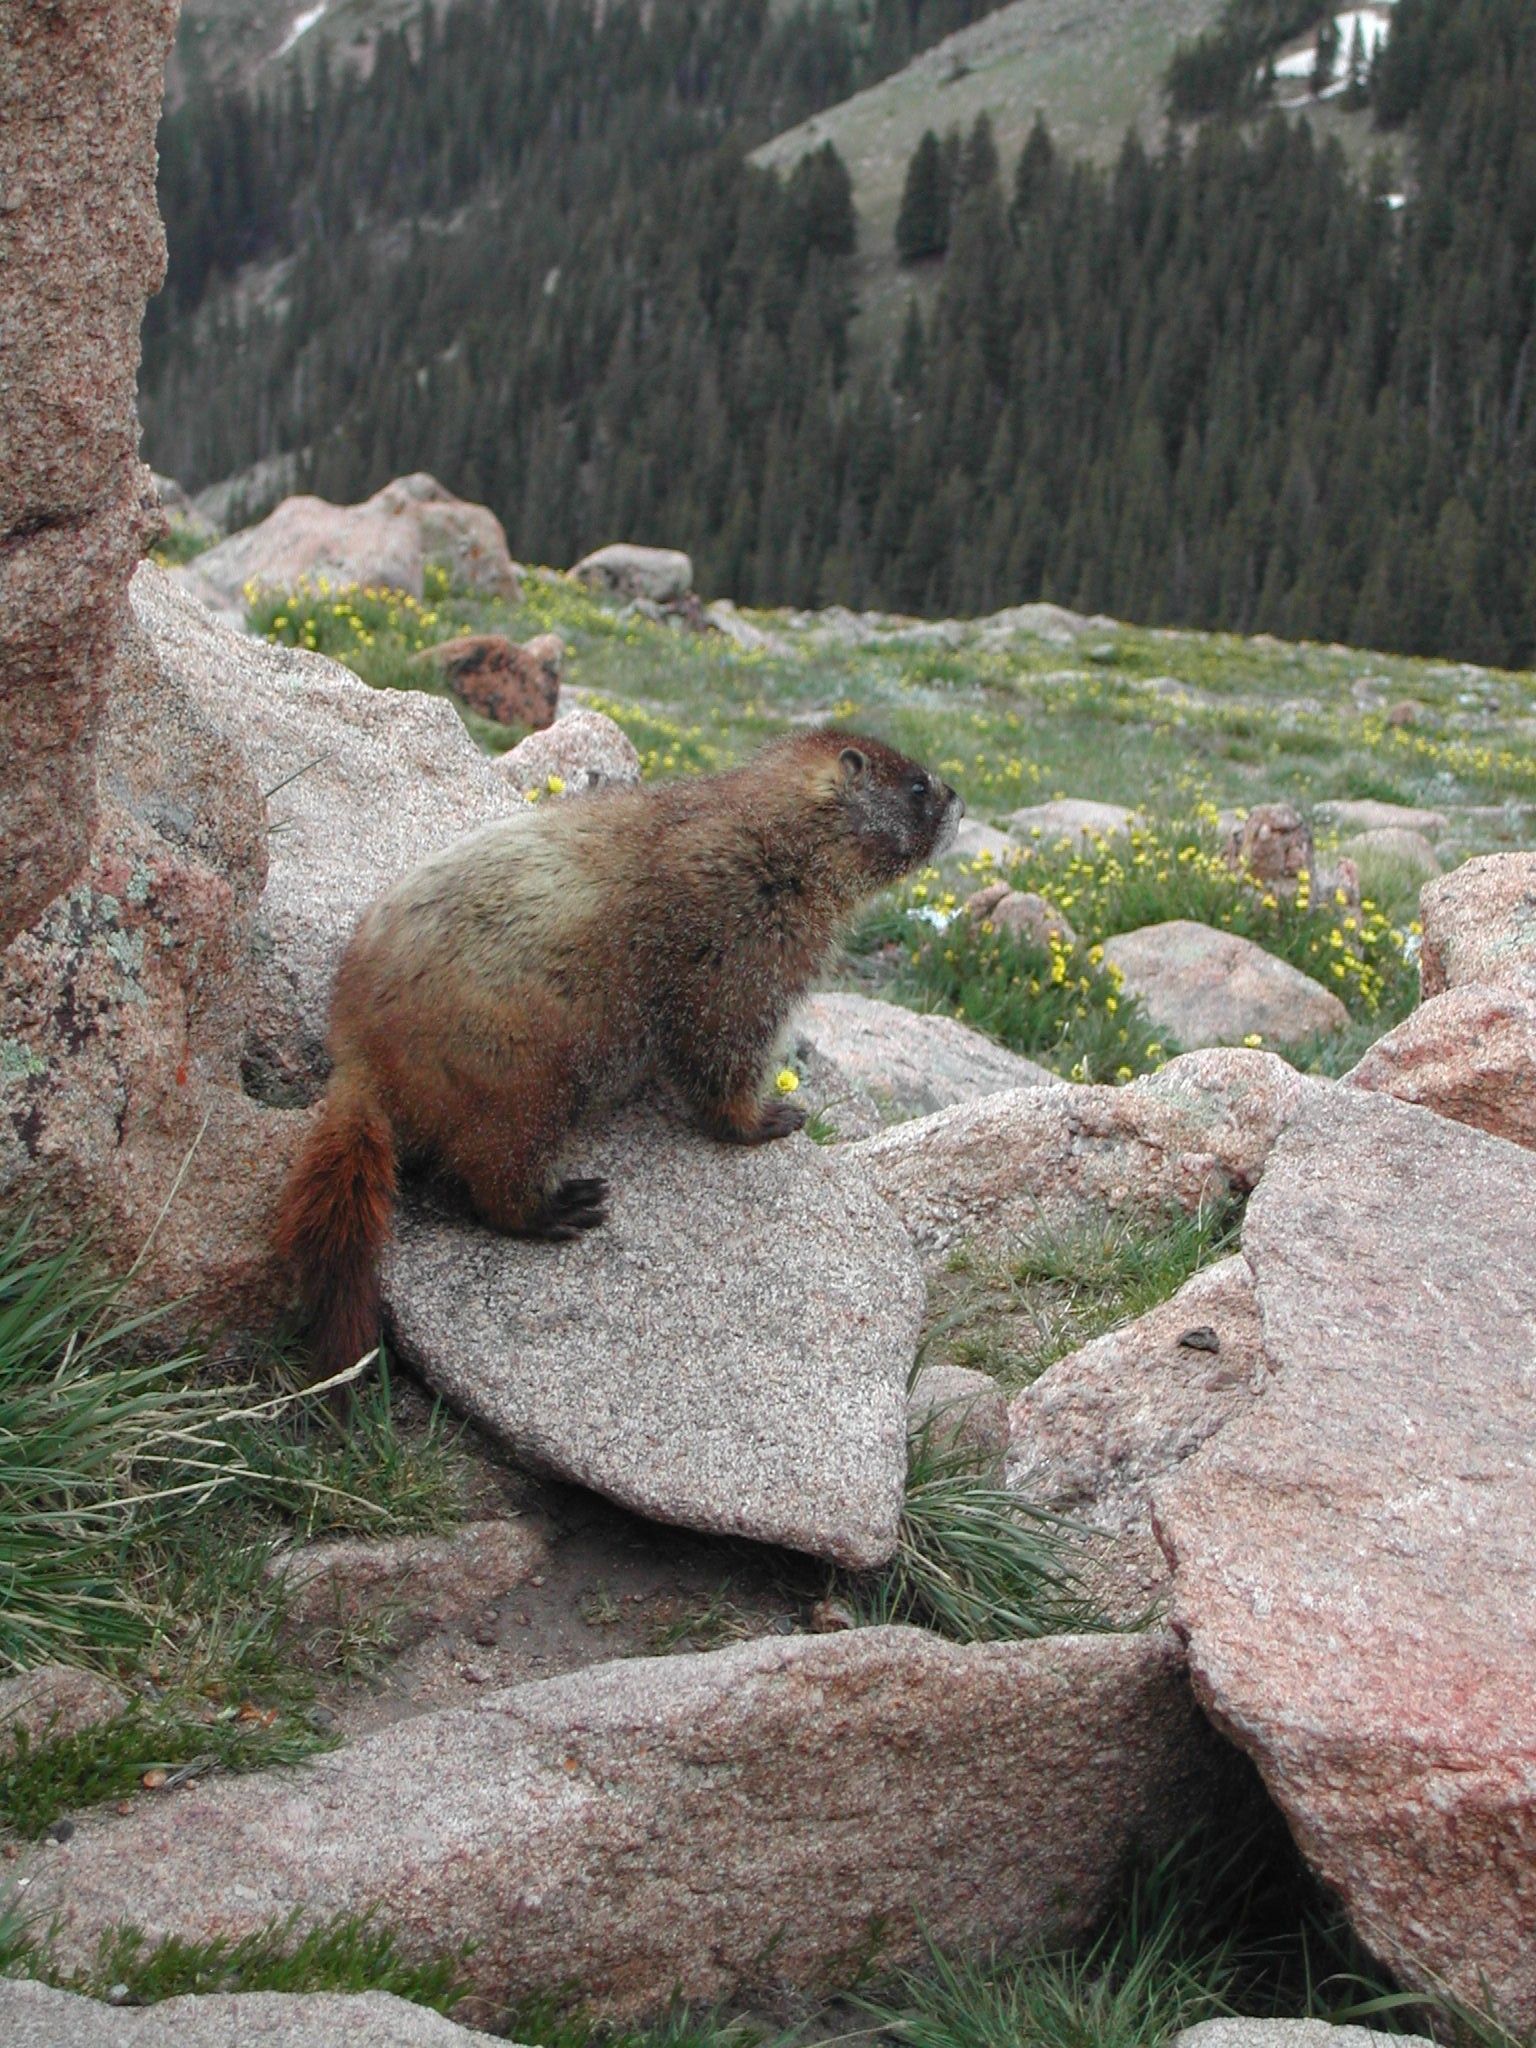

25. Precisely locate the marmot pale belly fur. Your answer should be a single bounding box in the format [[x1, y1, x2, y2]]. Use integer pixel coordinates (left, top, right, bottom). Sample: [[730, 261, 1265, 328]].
[[273, 731, 963, 1379]]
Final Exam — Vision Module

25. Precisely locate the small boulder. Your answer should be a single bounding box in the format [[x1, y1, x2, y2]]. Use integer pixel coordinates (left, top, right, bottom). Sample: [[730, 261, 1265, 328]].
[[1418, 851, 1536, 999], [1221, 803, 1313, 887], [1005, 799, 1138, 848], [413, 633, 563, 730], [570, 543, 693, 605], [1102, 921, 1347, 1051], [948, 818, 1025, 868], [792, 991, 1056, 1139], [182, 473, 521, 612], [852, 1050, 1311, 1262], [1312, 798, 1449, 838], [384, 1103, 923, 1568], [1177, 2025, 1435, 2048], [1007, 1256, 1270, 1623], [0, 1666, 129, 1751], [963, 882, 1077, 949], [973, 600, 1093, 647], [1336, 825, 1440, 881], [0, 1980, 495, 2046], [908, 1364, 1009, 1480], [495, 709, 641, 799], [1346, 983, 1536, 1151]]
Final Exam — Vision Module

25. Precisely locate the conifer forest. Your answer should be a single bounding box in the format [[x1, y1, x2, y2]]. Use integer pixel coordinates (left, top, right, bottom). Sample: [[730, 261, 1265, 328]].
[[145, 0, 1536, 666]]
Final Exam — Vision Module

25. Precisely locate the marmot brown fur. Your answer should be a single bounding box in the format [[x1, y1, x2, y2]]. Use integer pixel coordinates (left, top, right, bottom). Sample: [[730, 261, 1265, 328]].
[[273, 730, 962, 1380]]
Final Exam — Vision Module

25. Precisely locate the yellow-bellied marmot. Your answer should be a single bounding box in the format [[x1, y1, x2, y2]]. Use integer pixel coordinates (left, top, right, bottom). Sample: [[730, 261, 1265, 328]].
[[273, 729, 962, 1379]]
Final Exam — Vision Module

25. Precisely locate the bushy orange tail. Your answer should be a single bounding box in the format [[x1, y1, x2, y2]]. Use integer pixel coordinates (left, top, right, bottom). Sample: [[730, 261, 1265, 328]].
[[272, 1068, 397, 1384]]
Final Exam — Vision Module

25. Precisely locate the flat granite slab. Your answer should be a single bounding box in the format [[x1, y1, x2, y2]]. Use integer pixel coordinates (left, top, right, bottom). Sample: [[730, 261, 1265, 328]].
[[384, 1105, 924, 1567]]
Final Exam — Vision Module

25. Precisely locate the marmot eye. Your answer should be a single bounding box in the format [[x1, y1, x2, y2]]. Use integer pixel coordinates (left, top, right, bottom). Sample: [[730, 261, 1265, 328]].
[[910, 778, 928, 798]]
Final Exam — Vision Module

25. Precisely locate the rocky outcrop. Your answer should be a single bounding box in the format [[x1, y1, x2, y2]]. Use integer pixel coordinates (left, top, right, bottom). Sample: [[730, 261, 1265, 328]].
[[1004, 799, 1138, 848], [1007, 1256, 1270, 1622], [29, 1627, 1226, 2020], [412, 632, 563, 730], [2, 566, 523, 1318], [181, 474, 521, 615], [132, 569, 526, 1102], [1155, 1088, 1536, 2026], [384, 1105, 922, 1567], [1346, 982, 1536, 1152], [791, 991, 1056, 1139], [0, 1981, 496, 2048], [570, 543, 693, 604], [1418, 850, 1536, 998], [495, 709, 641, 799], [0, 0, 179, 944], [1102, 921, 1348, 1051], [1222, 803, 1313, 887], [854, 1050, 1310, 1260], [1347, 852, 1536, 1150], [1, 584, 296, 1317]]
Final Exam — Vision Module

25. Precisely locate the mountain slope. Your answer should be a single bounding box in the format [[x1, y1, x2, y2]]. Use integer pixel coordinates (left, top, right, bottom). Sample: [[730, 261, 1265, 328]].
[[167, 0, 420, 103], [753, 0, 1224, 356]]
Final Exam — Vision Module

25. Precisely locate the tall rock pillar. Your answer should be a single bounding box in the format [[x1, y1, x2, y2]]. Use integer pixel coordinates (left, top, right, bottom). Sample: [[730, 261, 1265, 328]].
[[0, 0, 179, 943]]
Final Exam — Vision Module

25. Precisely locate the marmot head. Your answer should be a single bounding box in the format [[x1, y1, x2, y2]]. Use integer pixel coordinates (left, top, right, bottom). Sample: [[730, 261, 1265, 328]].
[[790, 730, 965, 883]]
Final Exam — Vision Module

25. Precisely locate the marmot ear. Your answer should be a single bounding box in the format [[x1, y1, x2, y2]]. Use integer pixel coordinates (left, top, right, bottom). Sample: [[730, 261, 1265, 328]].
[[839, 746, 868, 781]]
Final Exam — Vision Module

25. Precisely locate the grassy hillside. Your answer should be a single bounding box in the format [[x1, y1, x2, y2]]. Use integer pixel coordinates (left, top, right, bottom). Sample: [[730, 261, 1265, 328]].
[[753, 0, 1405, 364], [753, 0, 1224, 357], [235, 559, 1536, 1082]]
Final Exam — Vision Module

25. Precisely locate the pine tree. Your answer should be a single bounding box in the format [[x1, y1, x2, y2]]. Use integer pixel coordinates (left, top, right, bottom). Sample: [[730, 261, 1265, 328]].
[[1310, 14, 1340, 97], [895, 128, 951, 261], [786, 142, 858, 261]]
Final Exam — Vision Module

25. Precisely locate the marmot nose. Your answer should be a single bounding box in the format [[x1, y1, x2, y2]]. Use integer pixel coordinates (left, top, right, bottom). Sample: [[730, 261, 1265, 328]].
[[949, 785, 965, 818]]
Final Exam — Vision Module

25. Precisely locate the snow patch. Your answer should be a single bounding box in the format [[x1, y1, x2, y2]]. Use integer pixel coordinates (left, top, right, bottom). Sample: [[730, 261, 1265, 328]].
[[1271, 4, 1395, 86], [275, 1, 328, 58]]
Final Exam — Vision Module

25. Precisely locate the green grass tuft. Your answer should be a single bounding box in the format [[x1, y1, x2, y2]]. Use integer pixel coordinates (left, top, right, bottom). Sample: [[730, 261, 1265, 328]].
[[837, 1429, 1103, 1644], [504, 1992, 767, 2048], [0, 1705, 332, 1844], [925, 1204, 1242, 1395], [0, 1906, 473, 2013], [0, 1215, 240, 1673], [849, 890, 1166, 1084], [147, 524, 214, 568], [862, 1817, 1449, 2048], [223, 1355, 466, 1544], [0, 1216, 466, 1836]]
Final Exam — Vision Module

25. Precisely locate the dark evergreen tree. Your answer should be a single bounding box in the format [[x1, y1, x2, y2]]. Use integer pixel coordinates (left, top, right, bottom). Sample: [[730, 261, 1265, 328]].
[[894, 127, 952, 260]]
